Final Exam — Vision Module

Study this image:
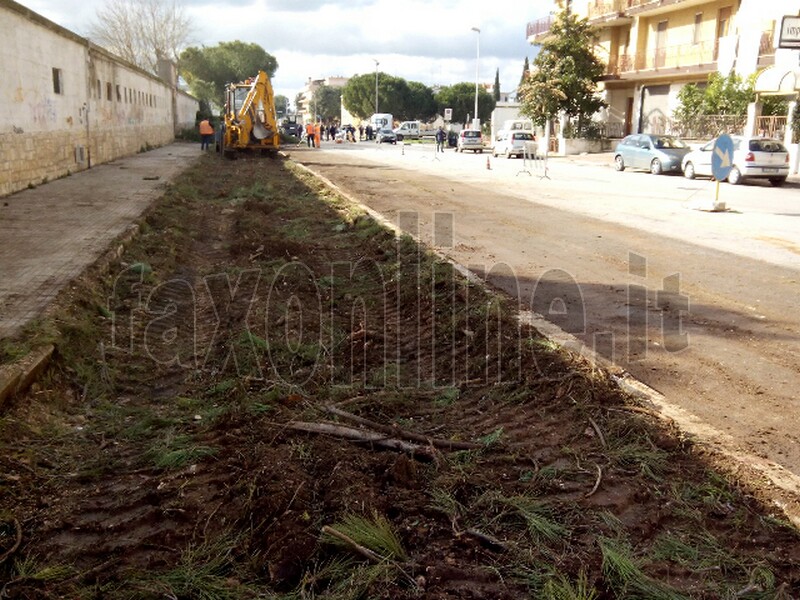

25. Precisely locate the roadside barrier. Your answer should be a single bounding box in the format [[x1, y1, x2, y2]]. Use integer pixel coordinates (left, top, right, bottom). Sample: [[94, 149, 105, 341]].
[[523, 141, 550, 179]]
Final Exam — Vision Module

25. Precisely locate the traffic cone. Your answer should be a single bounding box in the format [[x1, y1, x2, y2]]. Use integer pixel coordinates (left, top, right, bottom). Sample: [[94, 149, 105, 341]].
[[486, 156, 491, 170]]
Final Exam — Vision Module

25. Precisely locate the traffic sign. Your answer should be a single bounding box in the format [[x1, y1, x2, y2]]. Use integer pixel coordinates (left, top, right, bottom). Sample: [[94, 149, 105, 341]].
[[711, 134, 734, 181], [444, 108, 452, 121]]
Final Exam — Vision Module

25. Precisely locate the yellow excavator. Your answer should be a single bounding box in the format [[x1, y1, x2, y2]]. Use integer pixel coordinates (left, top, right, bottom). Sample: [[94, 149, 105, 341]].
[[221, 70, 280, 157]]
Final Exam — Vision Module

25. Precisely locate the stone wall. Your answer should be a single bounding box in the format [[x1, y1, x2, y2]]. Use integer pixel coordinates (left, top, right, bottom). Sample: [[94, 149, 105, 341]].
[[0, 0, 199, 197]]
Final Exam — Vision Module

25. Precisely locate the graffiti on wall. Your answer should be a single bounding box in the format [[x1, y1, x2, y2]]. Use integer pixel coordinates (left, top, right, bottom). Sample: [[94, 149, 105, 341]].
[[30, 96, 57, 126]]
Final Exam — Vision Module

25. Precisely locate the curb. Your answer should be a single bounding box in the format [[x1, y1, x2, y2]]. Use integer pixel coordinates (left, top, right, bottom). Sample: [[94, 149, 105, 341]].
[[295, 154, 800, 528], [0, 345, 55, 408]]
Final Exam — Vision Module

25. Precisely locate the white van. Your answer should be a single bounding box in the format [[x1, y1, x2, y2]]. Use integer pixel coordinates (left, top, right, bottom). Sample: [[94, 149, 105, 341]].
[[393, 120, 420, 141], [370, 113, 393, 135]]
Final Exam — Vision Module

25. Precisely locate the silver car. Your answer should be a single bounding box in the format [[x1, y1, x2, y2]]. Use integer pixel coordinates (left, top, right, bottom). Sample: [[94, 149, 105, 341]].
[[457, 129, 483, 153], [613, 134, 691, 175], [682, 136, 789, 186]]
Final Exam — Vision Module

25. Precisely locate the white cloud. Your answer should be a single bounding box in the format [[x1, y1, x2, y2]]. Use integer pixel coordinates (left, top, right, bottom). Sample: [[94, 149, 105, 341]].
[[15, 0, 550, 107]]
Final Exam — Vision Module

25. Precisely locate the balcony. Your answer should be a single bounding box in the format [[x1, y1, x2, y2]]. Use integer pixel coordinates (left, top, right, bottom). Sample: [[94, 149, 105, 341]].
[[526, 15, 554, 41], [588, 0, 626, 20], [611, 40, 716, 74], [624, 0, 695, 17]]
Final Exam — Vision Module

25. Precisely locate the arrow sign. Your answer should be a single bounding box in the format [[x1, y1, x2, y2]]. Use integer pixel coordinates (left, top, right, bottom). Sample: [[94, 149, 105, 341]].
[[713, 145, 731, 168], [711, 134, 734, 181]]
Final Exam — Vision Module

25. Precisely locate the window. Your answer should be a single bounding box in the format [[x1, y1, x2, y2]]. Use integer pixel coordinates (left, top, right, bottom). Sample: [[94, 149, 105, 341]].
[[116, 84, 121, 102], [693, 13, 703, 45], [106, 82, 112, 101], [52, 68, 63, 94], [96, 79, 101, 99]]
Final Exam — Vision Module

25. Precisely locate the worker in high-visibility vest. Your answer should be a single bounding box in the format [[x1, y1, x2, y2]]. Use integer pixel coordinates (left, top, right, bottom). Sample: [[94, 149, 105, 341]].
[[198, 118, 214, 151], [305, 122, 315, 148], [314, 122, 322, 148]]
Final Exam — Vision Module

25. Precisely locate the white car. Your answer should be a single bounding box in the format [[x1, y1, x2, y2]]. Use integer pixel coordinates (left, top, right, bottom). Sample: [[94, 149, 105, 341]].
[[682, 136, 789, 186], [492, 131, 536, 158], [457, 129, 483, 153]]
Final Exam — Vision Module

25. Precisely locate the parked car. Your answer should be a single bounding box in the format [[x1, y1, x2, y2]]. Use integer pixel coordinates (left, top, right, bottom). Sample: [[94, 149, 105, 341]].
[[682, 136, 789, 186], [613, 134, 691, 174], [457, 129, 483, 153], [375, 128, 397, 144], [492, 131, 536, 158]]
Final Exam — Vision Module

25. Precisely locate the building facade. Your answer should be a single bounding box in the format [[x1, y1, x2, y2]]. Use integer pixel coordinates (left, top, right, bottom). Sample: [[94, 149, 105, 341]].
[[1, 0, 198, 197], [527, 0, 800, 139]]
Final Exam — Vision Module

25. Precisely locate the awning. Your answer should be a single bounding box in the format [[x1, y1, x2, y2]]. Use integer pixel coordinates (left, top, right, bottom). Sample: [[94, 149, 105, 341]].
[[754, 66, 800, 96]]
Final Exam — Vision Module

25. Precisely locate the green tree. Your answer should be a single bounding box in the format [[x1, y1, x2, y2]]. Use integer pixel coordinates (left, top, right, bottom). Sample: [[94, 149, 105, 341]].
[[313, 85, 342, 122], [179, 41, 278, 106], [518, 11, 605, 127], [675, 72, 787, 122], [519, 56, 530, 90], [275, 94, 289, 119], [494, 68, 501, 101], [435, 82, 495, 125], [342, 72, 410, 119], [404, 81, 437, 121]]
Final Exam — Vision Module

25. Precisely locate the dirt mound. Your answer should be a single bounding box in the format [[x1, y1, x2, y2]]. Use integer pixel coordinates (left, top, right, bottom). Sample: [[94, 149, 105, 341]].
[[0, 154, 798, 598]]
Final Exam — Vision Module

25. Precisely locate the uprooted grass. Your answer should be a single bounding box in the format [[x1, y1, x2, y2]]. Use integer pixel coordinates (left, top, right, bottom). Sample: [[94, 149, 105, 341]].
[[0, 152, 798, 599]]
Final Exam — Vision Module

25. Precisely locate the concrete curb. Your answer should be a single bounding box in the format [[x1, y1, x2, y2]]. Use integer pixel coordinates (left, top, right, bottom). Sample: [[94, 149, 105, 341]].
[[0, 345, 54, 408], [295, 155, 800, 528]]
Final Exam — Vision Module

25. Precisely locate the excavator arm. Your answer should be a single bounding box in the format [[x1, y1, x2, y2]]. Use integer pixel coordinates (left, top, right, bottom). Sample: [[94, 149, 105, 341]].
[[222, 70, 280, 156]]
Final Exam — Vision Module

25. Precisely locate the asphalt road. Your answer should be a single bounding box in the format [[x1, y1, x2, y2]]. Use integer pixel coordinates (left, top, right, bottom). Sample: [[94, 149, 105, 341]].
[[289, 140, 800, 486]]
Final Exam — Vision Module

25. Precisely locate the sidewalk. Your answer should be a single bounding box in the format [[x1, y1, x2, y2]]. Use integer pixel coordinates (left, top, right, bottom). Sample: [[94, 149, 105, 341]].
[[0, 142, 201, 340]]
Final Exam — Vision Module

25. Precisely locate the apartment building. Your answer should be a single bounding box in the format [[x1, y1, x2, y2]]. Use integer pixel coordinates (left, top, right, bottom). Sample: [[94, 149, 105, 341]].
[[527, 0, 800, 137]]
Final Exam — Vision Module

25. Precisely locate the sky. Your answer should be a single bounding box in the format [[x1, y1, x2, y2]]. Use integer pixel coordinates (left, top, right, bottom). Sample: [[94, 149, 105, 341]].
[[16, 0, 551, 107]]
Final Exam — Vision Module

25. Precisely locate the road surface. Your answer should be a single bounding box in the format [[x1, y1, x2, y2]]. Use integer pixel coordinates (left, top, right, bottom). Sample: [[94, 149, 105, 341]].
[[288, 140, 800, 490]]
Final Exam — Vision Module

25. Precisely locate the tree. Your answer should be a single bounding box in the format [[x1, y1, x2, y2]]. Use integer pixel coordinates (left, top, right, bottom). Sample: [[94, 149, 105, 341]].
[[494, 69, 501, 102], [275, 95, 289, 119], [675, 72, 787, 123], [435, 82, 495, 125], [313, 85, 342, 122], [342, 73, 410, 120], [518, 11, 605, 128], [404, 81, 437, 121], [89, 0, 192, 73], [179, 41, 278, 106], [519, 56, 530, 90]]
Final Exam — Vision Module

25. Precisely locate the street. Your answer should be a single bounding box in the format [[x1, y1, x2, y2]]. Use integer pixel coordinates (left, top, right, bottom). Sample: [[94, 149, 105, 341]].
[[290, 140, 800, 488]]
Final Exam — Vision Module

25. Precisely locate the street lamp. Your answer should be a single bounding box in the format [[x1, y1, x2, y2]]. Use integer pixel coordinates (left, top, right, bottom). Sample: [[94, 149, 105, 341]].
[[471, 27, 480, 128], [373, 59, 379, 114]]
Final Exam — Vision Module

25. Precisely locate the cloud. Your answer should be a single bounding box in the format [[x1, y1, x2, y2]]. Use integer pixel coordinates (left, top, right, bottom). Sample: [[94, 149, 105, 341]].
[[15, 0, 547, 105]]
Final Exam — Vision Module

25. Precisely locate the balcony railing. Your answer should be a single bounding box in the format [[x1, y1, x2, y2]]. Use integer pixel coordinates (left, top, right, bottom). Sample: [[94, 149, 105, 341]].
[[526, 15, 554, 39], [588, 0, 626, 20], [756, 116, 787, 139], [612, 40, 716, 73]]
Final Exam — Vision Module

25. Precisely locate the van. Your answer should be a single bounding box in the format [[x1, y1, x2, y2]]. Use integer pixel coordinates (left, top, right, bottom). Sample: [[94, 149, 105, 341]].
[[393, 120, 420, 141], [369, 113, 393, 134]]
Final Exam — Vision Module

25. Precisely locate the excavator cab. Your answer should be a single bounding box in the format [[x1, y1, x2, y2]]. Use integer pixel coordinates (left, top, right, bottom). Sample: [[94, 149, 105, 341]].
[[221, 71, 280, 157]]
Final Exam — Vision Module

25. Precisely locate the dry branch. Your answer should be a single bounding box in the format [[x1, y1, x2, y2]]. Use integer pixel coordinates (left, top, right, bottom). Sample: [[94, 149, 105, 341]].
[[0, 518, 22, 566], [587, 416, 607, 449], [585, 464, 603, 498], [287, 421, 433, 458], [323, 405, 483, 450]]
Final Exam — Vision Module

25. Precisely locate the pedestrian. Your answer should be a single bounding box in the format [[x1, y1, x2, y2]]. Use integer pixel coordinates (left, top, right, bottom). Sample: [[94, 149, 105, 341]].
[[198, 117, 214, 151], [305, 122, 315, 147], [314, 121, 322, 147], [366, 124, 373, 141], [359, 125, 364, 140], [435, 126, 446, 152]]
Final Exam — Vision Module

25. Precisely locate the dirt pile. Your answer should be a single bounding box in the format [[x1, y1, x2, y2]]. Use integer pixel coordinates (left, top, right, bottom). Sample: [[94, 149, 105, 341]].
[[0, 154, 798, 599]]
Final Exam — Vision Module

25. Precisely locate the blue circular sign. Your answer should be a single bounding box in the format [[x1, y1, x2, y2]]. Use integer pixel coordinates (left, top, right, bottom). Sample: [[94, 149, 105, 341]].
[[711, 134, 734, 181]]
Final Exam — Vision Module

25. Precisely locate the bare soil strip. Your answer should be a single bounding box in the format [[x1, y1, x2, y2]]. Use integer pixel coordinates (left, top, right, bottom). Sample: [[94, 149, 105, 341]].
[[0, 153, 798, 599]]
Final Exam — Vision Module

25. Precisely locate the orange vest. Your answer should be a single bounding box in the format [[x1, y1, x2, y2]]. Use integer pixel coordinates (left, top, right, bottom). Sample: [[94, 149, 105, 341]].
[[199, 120, 214, 135], [306, 123, 315, 135]]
